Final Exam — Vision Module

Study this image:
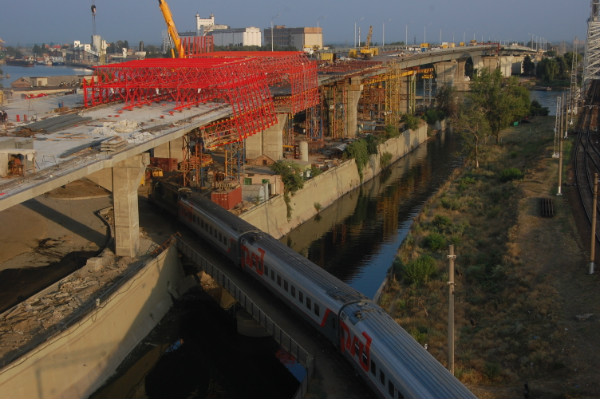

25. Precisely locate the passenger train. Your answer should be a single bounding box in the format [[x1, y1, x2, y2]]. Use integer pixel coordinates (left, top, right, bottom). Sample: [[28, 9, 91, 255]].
[[151, 183, 477, 399]]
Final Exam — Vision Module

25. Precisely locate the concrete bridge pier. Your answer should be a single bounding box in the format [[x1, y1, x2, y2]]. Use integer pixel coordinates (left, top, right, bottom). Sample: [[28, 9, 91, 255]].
[[245, 113, 287, 161], [471, 55, 484, 75], [113, 153, 149, 257], [346, 77, 363, 138], [399, 73, 417, 114], [434, 60, 469, 91]]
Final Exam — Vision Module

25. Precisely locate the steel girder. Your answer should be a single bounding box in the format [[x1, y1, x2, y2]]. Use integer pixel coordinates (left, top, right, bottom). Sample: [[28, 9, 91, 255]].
[[83, 52, 318, 147]]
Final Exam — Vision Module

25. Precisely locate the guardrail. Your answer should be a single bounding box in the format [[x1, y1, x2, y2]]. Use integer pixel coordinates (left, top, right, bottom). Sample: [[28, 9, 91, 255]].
[[176, 238, 314, 395]]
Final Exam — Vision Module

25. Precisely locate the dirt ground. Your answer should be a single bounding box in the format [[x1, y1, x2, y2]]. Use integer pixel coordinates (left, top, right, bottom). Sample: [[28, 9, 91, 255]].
[[503, 149, 600, 399], [440, 122, 600, 399]]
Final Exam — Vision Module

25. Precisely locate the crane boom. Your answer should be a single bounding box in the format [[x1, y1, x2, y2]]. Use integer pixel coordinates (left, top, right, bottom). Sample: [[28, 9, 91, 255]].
[[365, 26, 373, 50], [158, 0, 185, 58]]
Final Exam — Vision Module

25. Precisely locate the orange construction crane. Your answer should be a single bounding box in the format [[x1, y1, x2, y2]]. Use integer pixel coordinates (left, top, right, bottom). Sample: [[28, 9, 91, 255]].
[[158, 0, 185, 58]]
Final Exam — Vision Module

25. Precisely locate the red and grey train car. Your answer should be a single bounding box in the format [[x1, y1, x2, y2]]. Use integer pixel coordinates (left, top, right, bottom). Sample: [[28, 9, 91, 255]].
[[174, 191, 476, 399]]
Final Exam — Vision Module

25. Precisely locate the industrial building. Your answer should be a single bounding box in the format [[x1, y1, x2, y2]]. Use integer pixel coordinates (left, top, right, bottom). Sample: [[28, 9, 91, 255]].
[[264, 26, 323, 51], [209, 27, 262, 47]]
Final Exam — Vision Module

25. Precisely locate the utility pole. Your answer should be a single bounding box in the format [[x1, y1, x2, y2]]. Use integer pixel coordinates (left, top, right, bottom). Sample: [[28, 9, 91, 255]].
[[447, 245, 456, 375], [557, 96, 564, 196], [591, 173, 598, 274]]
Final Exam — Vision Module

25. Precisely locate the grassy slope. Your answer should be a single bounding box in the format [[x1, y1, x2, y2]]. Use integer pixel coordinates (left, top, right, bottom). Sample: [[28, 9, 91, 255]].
[[379, 117, 600, 398]]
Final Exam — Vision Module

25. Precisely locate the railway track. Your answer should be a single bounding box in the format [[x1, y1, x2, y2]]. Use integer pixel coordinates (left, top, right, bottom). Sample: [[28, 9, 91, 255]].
[[574, 80, 600, 242]]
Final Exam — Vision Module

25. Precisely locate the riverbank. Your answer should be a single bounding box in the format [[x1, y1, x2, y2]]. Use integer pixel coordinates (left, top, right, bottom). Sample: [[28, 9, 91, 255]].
[[379, 116, 600, 398], [240, 123, 429, 238]]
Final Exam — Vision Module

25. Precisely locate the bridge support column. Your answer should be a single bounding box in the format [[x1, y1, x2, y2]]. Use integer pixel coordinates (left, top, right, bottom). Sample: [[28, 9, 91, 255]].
[[481, 56, 500, 74], [435, 61, 458, 88], [245, 113, 287, 161], [399, 73, 416, 114], [499, 55, 514, 77], [346, 77, 363, 138], [471, 55, 484, 75], [511, 55, 525, 75], [113, 153, 149, 257]]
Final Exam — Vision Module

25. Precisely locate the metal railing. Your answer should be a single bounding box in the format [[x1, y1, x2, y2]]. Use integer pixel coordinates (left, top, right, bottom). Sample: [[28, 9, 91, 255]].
[[176, 238, 314, 394]]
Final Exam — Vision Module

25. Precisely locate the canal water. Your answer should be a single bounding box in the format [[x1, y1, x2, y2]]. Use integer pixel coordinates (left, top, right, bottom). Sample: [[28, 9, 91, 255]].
[[281, 129, 463, 298]]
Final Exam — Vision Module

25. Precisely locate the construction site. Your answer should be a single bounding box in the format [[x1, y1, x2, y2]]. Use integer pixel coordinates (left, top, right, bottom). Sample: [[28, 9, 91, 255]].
[[0, 1, 522, 398]]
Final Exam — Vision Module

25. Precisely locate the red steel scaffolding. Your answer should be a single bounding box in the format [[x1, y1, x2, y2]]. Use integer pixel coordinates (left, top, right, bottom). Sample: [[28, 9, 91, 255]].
[[83, 52, 318, 148]]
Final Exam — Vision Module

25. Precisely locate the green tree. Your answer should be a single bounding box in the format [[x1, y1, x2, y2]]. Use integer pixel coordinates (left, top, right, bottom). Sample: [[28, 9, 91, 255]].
[[536, 58, 559, 82], [452, 101, 490, 168], [435, 84, 458, 119], [522, 55, 535, 76], [468, 69, 529, 143], [270, 160, 304, 195]]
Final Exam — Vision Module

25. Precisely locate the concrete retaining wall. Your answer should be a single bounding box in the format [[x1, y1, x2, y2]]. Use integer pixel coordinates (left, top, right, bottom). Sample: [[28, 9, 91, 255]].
[[0, 246, 184, 399], [241, 124, 428, 238]]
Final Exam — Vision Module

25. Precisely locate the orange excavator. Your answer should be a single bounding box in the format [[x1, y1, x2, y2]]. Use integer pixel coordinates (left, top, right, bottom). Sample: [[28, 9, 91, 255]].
[[158, 0, 186, 58]]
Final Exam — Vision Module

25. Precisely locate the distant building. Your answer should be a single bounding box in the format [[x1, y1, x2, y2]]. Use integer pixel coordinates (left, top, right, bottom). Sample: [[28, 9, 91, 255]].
[[195, 13, 229, 35], [264, 26, 323, 51], [209, 27, 262, 47], [177, 14, 262, 48]]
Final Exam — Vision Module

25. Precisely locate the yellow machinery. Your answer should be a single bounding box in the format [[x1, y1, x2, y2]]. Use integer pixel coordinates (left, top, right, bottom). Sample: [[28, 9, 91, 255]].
[[360, 26, 379, 58], [349, 25, 379, 59], [158, 0, 185, 58]]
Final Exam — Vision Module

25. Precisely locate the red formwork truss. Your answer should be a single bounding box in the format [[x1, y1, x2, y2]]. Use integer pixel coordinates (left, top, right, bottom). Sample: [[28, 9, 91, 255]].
[[83, 52, 318, 148]]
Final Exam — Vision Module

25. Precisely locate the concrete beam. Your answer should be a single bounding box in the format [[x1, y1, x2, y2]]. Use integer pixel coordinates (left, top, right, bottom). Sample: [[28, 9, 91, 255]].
[[113, 153, 149, 257], [0, 106, 231, 213], [153, 136, 184, 162]]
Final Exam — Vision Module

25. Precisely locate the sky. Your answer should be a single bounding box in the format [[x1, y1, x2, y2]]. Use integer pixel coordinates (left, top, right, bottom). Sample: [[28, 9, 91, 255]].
[[0, 0, 591, 47]]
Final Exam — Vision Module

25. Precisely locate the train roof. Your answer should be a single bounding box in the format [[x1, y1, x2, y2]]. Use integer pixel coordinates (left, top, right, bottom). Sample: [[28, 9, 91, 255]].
[[248, 231, 368, 305], [182, 192, 258, 236], [343, 301, 477, 399]]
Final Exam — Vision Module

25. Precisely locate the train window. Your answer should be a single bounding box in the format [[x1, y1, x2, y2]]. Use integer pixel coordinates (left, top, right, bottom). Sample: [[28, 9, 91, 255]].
[[291, 286, 296, 297], [277, 275, 281, 286], [299, 291, 304, 302], [380, 370, 385, 385], [283, 280, 288, 291], [314, 303, 320, 316], [264, 265, 269, 276], [388, 381, 395, 397], [270, 270, 275, 281], [370, 360, 377, 376], [306, 297, 311, 310], [362, 351, 367, 364]]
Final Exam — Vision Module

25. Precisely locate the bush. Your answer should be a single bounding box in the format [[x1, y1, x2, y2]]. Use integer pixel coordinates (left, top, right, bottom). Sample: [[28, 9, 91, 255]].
[[384, 124, 401, 138], [432, 215, 452, 232], [402, 114, 421, 131], [423, 232, 447, 251], [499, 167, 524, 182], [380, 151, 393, 169], [424, 108, 444, 125], [402, 255, 437, 286], [344, 139, 369, 178]]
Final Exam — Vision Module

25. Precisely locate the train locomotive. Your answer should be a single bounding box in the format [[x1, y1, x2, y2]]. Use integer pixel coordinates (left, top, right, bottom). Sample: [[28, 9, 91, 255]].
[[155, 184, 476, 399]]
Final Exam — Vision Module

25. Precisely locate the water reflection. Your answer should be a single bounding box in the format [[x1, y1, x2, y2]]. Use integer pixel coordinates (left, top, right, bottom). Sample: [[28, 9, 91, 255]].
[[282, 130, 463, 298]]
